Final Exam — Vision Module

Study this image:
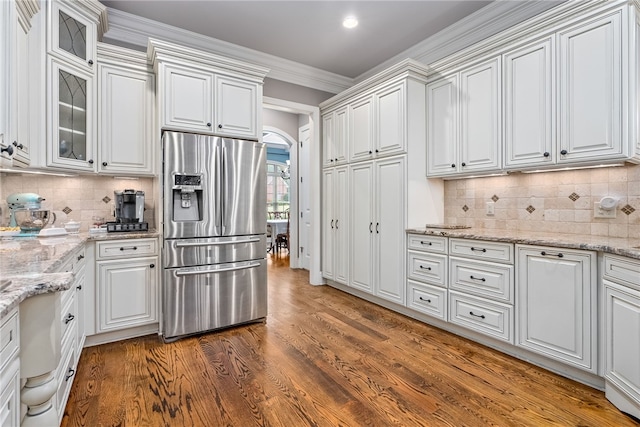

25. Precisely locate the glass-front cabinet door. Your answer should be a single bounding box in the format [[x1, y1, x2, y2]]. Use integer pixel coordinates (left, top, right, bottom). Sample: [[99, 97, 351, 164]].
[[49, 1, 96, 72], [48, 57, 95, 171]]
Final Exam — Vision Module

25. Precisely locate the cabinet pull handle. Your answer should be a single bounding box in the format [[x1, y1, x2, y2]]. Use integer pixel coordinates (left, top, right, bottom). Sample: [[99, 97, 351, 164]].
[[420, 241, 432, 246], [369, 222, 373, 233], [376, 222, 379, 234], [9, 330, 12, 342], [1, 145, 14, 156], [540, 251, 563, 258], [120, 246, 138, 251], [76, 285, 82, 290], [64, 313, 75, 324], [469, 275, 486, 282], [77, 254, 84, 261], [470, 247, 487, 253], [335, 219, 339, 229], [65, 368, 76, 381], [331, 219, 334, 229], [419, 265, 431, 271], [469, 311, 485, 319], [12, 141, 23, 149], [419, 297, 431, 303]]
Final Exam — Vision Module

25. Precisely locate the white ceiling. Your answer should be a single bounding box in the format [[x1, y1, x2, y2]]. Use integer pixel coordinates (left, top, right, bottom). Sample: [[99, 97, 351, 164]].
[[100, 1, 494, 79]]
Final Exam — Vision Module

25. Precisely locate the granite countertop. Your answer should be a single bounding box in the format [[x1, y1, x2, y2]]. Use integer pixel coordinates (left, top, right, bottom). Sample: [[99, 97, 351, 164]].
[[0, 230, 160, 318], [406, 227, 640, 260]]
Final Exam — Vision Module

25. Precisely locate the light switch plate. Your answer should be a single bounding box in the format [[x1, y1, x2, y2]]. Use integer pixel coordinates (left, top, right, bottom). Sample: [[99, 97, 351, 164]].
[[486, 201, 495, 216], [594, 202, 616, 219]]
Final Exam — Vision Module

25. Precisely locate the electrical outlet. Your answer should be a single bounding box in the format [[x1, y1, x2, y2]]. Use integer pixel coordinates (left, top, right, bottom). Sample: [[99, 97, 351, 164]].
[[594, 202, 616, 219], [486, 201, 495, 216]]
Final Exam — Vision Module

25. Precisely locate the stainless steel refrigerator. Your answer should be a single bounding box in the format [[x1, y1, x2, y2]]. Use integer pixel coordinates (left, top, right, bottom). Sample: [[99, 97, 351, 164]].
[[162, 131, 267, 341]]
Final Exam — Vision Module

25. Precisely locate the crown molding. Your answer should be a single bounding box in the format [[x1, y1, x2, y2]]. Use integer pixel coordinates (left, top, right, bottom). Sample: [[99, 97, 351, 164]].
[[97, 42, 150, 71], [355, 0, 567, 83], [15, 0, 40, 33], [104, 8, 353, 94]]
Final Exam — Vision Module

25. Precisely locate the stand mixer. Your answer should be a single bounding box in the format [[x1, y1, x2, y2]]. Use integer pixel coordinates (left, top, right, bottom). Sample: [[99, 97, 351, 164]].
[[6, 193, 56, 232]]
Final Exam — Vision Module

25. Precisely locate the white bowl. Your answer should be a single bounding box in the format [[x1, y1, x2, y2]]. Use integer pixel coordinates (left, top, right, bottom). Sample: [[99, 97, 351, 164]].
[[64, 221, 81, 234]]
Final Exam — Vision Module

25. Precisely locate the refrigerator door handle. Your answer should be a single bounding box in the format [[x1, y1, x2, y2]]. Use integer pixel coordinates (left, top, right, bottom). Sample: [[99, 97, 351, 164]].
[[175, 262, 261, 276], [221, 144, 227, 233], [215, 141, 223, 231], [175, 237, 261, 247]]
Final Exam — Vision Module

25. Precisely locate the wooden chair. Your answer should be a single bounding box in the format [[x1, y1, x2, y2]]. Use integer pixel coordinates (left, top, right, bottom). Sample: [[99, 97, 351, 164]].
[[275, 216, 289, 252], [266, 224, 273, 252]]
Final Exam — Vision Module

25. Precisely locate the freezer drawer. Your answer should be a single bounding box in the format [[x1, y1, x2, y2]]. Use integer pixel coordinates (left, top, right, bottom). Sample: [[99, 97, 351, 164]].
[[164, 235, 266, 268], [163, 259, 267, 340]]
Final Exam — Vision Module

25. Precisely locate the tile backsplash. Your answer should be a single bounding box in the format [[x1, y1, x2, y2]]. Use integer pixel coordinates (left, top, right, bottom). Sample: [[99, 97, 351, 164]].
[[0, 173, 156, 231], [443, 163, 640, 239]]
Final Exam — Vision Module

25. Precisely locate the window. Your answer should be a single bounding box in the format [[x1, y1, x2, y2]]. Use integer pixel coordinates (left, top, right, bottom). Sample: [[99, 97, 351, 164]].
[[266, 161, 289, 214]]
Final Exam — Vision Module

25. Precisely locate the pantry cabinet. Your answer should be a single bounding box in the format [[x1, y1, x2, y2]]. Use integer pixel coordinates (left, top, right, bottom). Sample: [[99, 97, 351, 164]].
[[427, 56, 502, 177], [149, 38, 268, 141], [322, 166, 349, 285], [97, 43, 155, 176], [322, 106, 348, 167], [516, 245, 597, 373]]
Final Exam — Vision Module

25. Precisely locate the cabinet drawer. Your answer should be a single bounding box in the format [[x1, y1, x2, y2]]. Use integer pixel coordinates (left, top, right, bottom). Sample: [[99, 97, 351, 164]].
[[449, 291, 513, 342], [449, 257, 514, 303], [603, 255, 640, 289], [407, 234, 448, 254], [97, 238, 158, 259], [0, 310, 19, 371], [407, 280, 447, 320], [408, 251, 447, 287], [449, 238, 513, 264], [60, 293, 76, 343], [0, 359, 19, 427], [55, 336, 76, 421]]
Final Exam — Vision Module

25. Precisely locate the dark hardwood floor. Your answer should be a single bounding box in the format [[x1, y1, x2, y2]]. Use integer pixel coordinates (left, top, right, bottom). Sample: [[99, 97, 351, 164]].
[[62, 252, 639, 426]]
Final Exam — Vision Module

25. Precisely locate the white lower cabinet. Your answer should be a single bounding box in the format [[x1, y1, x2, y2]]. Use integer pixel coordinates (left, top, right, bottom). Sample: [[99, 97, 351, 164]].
[[322, 166, 349, 285], [603, 255, 640, 419], [0, 308, 19, 427], [405, 234, 448, 321], [516, 245, 597, 373], [95, 239, 159, 334], [449, 291, 513, 342]]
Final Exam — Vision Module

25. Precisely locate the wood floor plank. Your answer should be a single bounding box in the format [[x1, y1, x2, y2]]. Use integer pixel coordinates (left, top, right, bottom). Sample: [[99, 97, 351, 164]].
[[62, 254, 640, 427]]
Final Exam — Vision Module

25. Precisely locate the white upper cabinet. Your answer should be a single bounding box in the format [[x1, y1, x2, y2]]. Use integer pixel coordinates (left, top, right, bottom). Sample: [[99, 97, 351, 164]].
[[215, 75, 260, 139], [504, 37, 555, 169], [427, 56, 501, 177], [148, 38, 269, 141], [162, 64, 214, 134], [349, 95, 374, 162], [48, 0, 105, 73], [322, 106, 348, 167], [97, 44, 155, 176], [558, 11, 623, 163]]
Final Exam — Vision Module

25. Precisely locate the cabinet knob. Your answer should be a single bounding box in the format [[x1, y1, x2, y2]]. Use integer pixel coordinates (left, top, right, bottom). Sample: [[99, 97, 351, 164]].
[[77, 254, 84, 261], [206, 122, 212, 127], [12, 141, 23, 150], [150, 264, 155, 268], [65, 368, 75, 381], [218, 124, 223, 129], [369, 150, 372, 154], [461, 162, 466, 167], [375, 149, 379, 153], [560, 149, 568, 155], [76, 285, 82, 290], [1, 145, 14, 156], [88, 159, 94, 164], [543, 152, 550, 157], [102, 161, 108, 167], [330, 159, 334, 162], [88, 59, 94, 65], [451, 164, 456, 168]]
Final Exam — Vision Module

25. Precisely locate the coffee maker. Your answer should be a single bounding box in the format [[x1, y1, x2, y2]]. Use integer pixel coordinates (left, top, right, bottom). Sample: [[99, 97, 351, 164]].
[[110, 189, 148, 232]]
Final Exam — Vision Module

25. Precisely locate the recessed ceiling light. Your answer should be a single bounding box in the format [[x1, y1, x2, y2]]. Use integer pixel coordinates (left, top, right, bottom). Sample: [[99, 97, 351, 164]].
[[343, 16, 358, 29]]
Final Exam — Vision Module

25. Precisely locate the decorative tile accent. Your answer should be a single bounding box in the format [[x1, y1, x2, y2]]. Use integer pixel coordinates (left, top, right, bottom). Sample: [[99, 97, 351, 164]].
[[526, 205, 536, 213], [62, 207, 72, 214], [621, 204, 636, 215], [569, 192, 580, 201], [102, 196, 111, 204], [491, 195, 499, 202], [462, 205, 469, 212]]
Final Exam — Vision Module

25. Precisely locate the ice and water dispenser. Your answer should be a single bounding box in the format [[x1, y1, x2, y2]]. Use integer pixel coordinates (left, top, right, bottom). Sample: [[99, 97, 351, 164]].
[[172, 174, 203, 221]]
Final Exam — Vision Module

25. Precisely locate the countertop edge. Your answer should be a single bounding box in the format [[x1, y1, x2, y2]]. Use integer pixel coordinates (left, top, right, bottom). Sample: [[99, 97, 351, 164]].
[[0, 271, 75, 318]]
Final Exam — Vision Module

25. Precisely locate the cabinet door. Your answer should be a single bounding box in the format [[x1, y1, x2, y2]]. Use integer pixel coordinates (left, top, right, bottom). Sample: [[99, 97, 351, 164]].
[[162, 64, 213, 133], [48, 57, 96, 171], [99, 64, 155, 175], [460, 57, 501, 173], [215, 75, 259, 139], [333, 106, 348, 164], [376, 82, 405, 158], [375, 156, 405, 304], [558, 12, 623, 162], [605, 282, 640, 409], [322, 112, 334, 167], [48, 1, 96, 72], [11, 12, 31, 166], [349, 162, 374, 293], [516, 246, 596, 372], [350, 95, 374, 162], [504, 38, 555, 168], [97, 257, 158, 332], [334, 166, 349, 285], [75, 267, 85, 353], [426, 76, 458, 176], [322, 169, 335, 280]]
